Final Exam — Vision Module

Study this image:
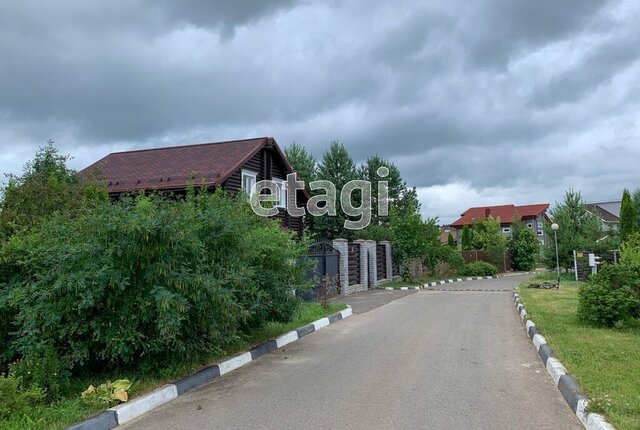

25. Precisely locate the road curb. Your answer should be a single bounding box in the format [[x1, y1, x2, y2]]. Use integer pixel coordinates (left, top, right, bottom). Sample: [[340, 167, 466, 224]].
[[381, 271, 541, 291], [67, 305, 353, 429], [382, 275, 498, 291], [513, 290, 615, 430]]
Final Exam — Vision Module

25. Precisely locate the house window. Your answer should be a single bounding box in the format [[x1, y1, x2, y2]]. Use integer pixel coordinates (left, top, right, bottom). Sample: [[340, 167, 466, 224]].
[[538, 230, 544, 235], [273, 178, 287, 208], [527, 223, 533, 228], [502, 227, 511, 234], [241, 170, 257, 196]]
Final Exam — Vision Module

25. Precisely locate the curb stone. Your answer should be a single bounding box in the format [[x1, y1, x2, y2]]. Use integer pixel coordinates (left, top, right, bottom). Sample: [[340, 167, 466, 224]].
[[381, 275, 501, 291], [381, 272, 539, 291], [513, 290, 616, 430], [67, 305, 353, 430]]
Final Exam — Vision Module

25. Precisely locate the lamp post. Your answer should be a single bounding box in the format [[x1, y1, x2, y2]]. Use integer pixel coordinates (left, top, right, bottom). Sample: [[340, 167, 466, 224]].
[[551, 223, 560, 287]]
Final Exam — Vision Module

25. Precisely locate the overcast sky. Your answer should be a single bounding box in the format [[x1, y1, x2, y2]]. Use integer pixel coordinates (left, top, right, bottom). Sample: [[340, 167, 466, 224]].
[[1, 0, 639, 223]]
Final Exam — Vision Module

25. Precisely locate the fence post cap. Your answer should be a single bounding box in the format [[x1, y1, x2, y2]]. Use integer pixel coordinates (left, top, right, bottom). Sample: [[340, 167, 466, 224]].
[[353, 239, 366, 243], [379, 240, 391, 244], [332, 238, 348, 242]]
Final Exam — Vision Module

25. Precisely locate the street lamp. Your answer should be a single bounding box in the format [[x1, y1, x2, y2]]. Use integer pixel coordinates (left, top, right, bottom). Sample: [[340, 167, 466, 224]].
[[551, 223, 560, 287]]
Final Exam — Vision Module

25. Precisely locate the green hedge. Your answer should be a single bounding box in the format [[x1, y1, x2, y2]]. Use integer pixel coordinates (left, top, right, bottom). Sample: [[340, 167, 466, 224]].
[[0, 190, 308, 375], [459, 261, 498, 276]]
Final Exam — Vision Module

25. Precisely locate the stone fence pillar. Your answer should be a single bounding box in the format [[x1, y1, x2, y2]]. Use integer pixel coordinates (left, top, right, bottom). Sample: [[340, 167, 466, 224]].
[[366, 240, 377, 287], [332, 239, 349, 296]]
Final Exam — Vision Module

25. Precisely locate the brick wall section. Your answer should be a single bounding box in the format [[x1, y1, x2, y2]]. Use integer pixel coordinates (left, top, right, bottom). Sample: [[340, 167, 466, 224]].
[[381, 241, 393, 280], [332, 239, 349, 296]]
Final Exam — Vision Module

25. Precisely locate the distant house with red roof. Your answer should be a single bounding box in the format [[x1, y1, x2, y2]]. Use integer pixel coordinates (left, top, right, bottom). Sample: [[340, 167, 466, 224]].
[[450, 203, 550, 244], [80, 137, 306, 235]]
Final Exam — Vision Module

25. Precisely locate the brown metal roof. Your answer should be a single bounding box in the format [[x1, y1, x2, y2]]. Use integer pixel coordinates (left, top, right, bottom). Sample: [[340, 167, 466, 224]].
[[450, 203, 549, 227], [80, 137, 291, 194]]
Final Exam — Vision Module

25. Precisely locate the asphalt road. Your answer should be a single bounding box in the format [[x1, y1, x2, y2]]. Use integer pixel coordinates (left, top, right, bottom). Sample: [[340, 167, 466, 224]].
[[122, 275, 582, 430]]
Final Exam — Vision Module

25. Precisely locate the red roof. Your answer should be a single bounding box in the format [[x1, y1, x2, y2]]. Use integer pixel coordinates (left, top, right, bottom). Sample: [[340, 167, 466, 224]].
[[80, 137, 293, 194], [450, 204, 549, 227]]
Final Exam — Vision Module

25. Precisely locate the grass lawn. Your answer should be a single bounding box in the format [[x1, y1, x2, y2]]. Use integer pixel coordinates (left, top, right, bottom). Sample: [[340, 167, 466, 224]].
[[0, 302, 346, 430], [517, 276, 640, 430]]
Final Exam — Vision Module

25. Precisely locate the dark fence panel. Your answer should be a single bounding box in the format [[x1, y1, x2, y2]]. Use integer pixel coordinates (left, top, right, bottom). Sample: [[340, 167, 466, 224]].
[[392, 260, 400, 277], [376, 244, 387, 280], [348, 243, 361, 285]]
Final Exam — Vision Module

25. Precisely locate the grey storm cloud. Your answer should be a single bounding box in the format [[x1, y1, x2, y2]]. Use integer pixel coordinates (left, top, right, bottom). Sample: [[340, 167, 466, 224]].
[[1, 0, 639, 222]]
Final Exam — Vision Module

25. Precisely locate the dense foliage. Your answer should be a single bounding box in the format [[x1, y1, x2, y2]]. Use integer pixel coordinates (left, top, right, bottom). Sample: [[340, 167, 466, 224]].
[[620, 189, 638, 242], [0, 190, 307, 376], [447, 233, 456, 248], [0, 142, 106, 241], [577, 233, 640, 326], [460, 225, 473, 250], [459, 261, 498, 277], [471, 217, 507, 268], [543, 189, 603, 270], [509, 218, 540, 271], [312, 141, 359, 240]]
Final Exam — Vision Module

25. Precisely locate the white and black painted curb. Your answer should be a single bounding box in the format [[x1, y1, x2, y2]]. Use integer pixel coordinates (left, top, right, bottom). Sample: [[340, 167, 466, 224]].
[[513, 291, 615, 430], [383, 275, 498, 291], [381, 271, 542, 291], [67, 306, 353, 430]]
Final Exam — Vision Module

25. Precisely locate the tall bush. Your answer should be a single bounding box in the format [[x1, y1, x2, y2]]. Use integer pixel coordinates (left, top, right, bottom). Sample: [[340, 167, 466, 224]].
[[0, 190, 307, 372], [620, 189, 638, 242], [577, 264, 640, 326], [509, 219, 539, 271]]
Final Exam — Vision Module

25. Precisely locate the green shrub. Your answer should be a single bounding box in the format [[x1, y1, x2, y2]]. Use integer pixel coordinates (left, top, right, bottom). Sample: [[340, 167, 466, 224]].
[[0, 190, 307, 374], [0, 375, 45, 420], [577, 264, 640, 326], [459, 261, 498, 276], [620, 232, 640, 270], [509, 224, 539, 271], [10, 344, 69, 401], [430, 246, 464, 273]]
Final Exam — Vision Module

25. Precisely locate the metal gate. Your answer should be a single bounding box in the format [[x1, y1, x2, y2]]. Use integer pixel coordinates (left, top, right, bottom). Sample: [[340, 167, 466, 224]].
[[299, 240, 340, 301]]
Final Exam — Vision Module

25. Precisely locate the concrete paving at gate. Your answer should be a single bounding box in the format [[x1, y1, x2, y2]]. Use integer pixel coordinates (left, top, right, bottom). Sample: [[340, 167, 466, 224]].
[[121, 275, 582, 430]]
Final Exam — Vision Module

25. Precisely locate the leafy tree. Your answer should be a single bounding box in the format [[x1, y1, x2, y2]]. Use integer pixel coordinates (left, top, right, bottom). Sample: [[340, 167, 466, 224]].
[[389, 200, 442, 279], [509, 215, 540, 271], [471, 216, 507, 268], [284, 142, 316, 187], [447, 232, 456, 248], [313, 141, 358, 240], [460, 225, 473, 250], [471, 216, 505, 249], [620, 188, 638, 242], [395, 186, 421, 219], [0, 141, 106, 241], [352, 224, 394, 242], [542, 189, 603, 270]]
